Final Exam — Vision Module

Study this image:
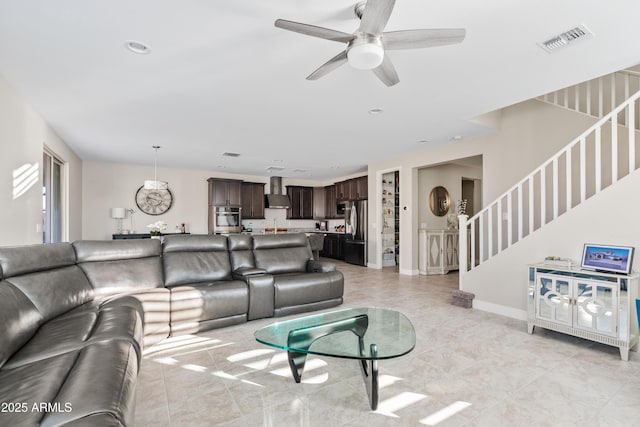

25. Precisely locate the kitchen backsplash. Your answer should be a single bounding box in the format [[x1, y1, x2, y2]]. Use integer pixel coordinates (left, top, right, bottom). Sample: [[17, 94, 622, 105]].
[[242, 209, 344, 232]]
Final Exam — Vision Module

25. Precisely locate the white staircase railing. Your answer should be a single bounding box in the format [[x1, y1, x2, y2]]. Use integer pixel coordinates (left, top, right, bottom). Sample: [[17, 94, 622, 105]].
[[458, 88, 640, 278], [537, 69, 640, 129]]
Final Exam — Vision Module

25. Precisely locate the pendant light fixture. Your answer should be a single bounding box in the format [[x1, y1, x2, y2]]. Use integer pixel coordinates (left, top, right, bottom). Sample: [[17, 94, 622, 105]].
[[144, 146, 168, 190]]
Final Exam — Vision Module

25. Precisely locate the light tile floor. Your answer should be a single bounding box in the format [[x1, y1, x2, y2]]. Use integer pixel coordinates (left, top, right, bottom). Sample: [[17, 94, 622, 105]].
[[135, 261, 640, 426]]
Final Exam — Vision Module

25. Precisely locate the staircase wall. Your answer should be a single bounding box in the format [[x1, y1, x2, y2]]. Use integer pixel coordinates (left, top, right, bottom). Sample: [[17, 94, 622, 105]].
[[463, 168, 640, 320], [368, 98, 602, 272], [479, 99, 598, 203]]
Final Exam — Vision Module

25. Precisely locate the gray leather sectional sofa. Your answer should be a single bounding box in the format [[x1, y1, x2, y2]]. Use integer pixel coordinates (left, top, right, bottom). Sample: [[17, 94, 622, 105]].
[[0, 233, 343, 426]]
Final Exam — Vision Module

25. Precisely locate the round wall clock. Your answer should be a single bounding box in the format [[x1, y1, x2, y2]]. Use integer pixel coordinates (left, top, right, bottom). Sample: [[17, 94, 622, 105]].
[[135, 186, 173, 215]]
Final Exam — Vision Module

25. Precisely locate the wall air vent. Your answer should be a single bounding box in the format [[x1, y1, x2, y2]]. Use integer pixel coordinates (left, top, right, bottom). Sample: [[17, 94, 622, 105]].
[[538, 24, 593, 53], [222, 152, 241, 157]]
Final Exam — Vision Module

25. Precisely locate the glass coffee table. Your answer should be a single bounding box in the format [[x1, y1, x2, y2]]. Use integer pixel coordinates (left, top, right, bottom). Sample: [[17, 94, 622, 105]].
[[254, 307, 416, 410]]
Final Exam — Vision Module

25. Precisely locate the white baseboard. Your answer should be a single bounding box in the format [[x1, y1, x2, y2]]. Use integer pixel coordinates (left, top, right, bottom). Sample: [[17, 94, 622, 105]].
[[399, 268, 419, 276], [472, 299, 527, 321]]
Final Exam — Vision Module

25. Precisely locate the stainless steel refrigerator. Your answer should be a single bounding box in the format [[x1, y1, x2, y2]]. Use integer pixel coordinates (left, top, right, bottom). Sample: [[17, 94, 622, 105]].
[[344, 200, 367, 266]]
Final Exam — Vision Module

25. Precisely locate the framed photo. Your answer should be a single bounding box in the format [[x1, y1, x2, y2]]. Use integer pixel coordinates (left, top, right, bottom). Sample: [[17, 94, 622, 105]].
[[581, 244, 635, 275]]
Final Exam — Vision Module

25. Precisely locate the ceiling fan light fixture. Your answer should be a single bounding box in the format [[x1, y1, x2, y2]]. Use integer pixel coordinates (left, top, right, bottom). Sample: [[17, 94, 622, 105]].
[[347, 39, 384, 70]]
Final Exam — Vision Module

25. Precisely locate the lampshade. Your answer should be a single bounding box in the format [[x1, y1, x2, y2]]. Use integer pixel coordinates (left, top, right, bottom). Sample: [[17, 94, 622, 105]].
[[144, 146, 168, 190], [110, 207, 126, 219], [143, 180, 168, 190], [347, 42, 384, 70]]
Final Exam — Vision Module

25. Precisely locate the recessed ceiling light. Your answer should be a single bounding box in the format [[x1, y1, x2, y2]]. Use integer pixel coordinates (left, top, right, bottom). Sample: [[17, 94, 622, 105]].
[[368, 108, 383, 115], [293, 169, 307, 173], [452, 135, 463, 141], [273, 159, 283, 163], [417, 140, 429, 144], [222, 152, 241, 157], [125, 40, 151, 55]]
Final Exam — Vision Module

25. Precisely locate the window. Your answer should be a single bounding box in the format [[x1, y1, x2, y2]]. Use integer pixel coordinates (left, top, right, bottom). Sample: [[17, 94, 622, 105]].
[[43, 149, 64, 243]]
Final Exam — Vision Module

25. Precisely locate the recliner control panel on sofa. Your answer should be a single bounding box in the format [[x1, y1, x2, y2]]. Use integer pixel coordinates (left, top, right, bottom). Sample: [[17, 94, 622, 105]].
[[0, 233, 343, 426]]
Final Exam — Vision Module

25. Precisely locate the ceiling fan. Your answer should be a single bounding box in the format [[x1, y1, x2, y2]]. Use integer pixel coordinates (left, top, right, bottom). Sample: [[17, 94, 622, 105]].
[[274, 0, 466, 87]]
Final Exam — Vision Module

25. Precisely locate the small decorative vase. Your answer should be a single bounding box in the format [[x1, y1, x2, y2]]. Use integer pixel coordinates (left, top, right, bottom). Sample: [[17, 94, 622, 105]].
[[151, 234, 161, 240]]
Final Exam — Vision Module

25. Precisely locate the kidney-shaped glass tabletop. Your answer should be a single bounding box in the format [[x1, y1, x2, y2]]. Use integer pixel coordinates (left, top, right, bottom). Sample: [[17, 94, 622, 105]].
[[254, 307, 415, 361], [255, 307, 416, 410]]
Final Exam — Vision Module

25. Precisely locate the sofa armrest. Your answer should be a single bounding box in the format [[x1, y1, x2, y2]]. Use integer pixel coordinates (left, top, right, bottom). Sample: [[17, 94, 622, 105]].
[[238, 274, 275, 320], [307, 260, 337, 273], [232, 267, 268, 279]]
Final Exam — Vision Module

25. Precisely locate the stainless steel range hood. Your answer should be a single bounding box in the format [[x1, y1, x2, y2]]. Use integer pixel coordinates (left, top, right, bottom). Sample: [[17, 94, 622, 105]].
[[265, 176, 291, 209]]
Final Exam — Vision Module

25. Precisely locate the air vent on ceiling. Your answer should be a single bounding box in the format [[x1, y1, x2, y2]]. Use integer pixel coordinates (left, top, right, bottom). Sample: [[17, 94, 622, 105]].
[[293, 169, 307, 173], [222, 152, 241, 157], [266, 166, 285, 172], [538, 24, 593, 53]]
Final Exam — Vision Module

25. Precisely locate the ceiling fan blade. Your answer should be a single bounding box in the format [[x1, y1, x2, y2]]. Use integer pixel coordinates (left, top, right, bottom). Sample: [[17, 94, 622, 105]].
[[306, 51, 348, 80], [359, 0, 396, 35], [372, 54, 399, 87], [275, 19, 355, 43], [382, 28, 466, 50]]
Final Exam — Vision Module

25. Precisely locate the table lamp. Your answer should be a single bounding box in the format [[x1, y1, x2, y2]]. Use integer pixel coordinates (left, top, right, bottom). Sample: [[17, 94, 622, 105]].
[[110, 207, 126, 233]]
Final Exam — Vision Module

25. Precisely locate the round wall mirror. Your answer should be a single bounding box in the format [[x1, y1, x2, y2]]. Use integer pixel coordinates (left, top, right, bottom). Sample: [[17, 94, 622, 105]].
[[429, 186, 450, 216]]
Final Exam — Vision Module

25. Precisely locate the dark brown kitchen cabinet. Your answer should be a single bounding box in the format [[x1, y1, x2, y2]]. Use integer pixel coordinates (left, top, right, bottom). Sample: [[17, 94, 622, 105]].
[[208, 178, 242, 206], [335, 180, 347, 200], [346, 179, 357, 200], [319, 233, 345, 260], [355, 176, 368, 200], [324, 185, 337, 219], [313, 187, 325, 219], [241, 182, 265, 219], [335, 176, 368, 201], [286, 186, 313, 219]]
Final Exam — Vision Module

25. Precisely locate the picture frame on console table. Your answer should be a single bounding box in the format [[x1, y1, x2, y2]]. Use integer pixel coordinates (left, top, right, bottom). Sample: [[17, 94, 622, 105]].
[[581, 243, 634, 275]]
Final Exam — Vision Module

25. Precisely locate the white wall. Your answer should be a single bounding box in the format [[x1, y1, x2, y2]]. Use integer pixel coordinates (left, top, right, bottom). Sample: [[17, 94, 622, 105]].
[[82, 161, 335, 239], [0, 73, 82, 246], [417, 163, 482, 230], [368, 99, 600, 273], [463, 168, 640, 319]]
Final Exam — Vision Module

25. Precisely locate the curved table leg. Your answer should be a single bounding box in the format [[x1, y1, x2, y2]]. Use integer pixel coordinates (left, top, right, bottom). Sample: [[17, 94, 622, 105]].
[[359, 343, 378, 410], [285, 314, 369, 383]]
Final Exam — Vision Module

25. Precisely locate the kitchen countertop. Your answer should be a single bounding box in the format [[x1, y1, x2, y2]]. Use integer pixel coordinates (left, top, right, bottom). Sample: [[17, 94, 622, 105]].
[[243, 228, 345, 235]]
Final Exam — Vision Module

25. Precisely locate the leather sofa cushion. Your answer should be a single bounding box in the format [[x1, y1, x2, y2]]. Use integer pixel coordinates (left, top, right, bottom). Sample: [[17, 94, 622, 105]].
[[252, 234, 313, 275], [54, 413, 123, 426], [6, 266, 94, 322], [0, 281, 43, 368], [4, 296, 144, 370], [163, 251, 232, 286], [79, 257, 164, 295], [163, 235, 232, 286], [163, 234, 227, 253], [228, 234, 255, 271], [109, 288, 171, 347], [273, 271, 344, 309], [0, 351, 80, 426], [73, 239, 160, 262], [0, 242, 75, 278], [170, 280, 248, 323], [39, 341, 138, 427], [74, 240, 164, 296]]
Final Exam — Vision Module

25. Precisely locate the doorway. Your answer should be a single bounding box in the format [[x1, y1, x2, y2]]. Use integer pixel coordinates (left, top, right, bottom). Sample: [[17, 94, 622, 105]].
[[381, 171, 399, 268], [43, 149, 64, 243]]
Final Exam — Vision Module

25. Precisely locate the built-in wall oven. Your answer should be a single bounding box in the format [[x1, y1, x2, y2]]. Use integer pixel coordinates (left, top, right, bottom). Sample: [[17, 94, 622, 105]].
[[213, 206, 242, 234]]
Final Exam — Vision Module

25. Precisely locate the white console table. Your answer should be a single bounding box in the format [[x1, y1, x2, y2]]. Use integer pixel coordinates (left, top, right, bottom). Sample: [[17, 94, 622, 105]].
[[528, 263, 639, 360], [419, 229, 459, 275]]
